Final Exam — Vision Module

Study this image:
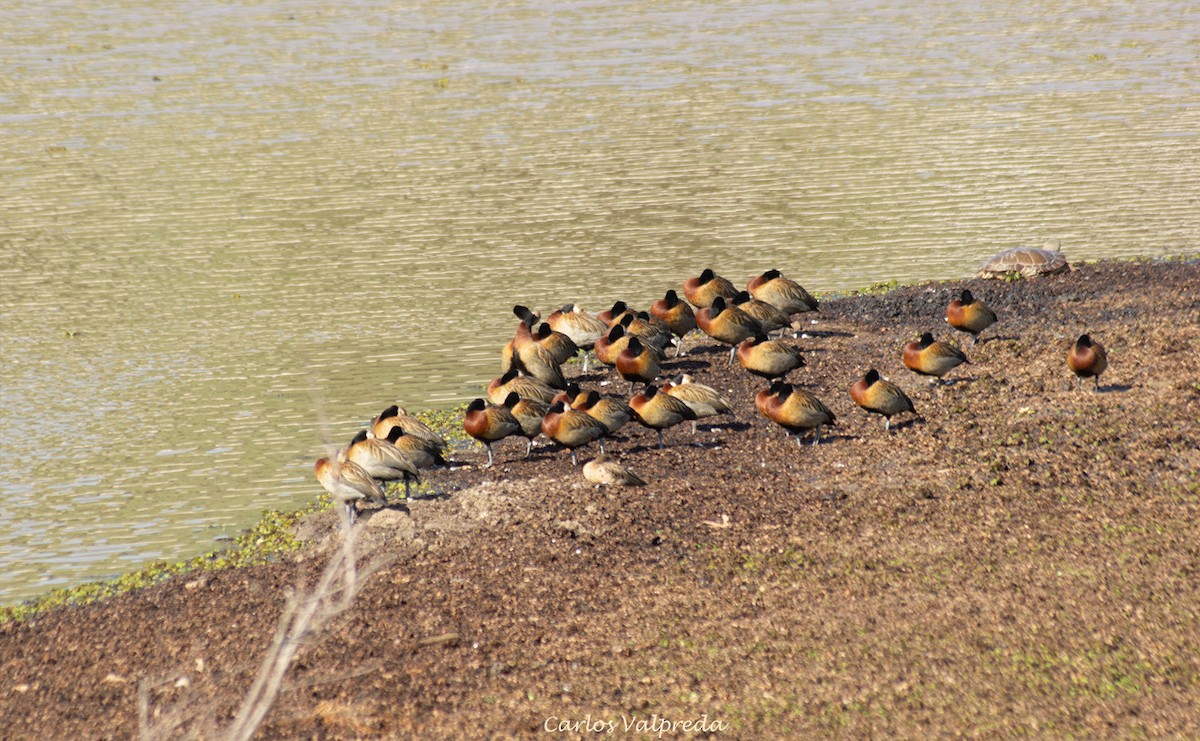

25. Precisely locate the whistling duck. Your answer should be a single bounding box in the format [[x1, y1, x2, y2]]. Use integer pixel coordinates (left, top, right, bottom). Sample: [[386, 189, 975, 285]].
[[463, 396, 522, 468], [629, 384, 697, 448], [737, 334, 806, 381], [848, 369, 916, 430], [534, 322, 580, 365], [664, 374, 734, 433], [732, 291, 792, 335], [509, 396, 550, 457], [371, 405, 448, 451], [1068, 334, 1108, 391], [616, 336, 661, 392], [649, 289, 697, 356], [682, 268, 738, 309], [593, 324, 630, 368], [902, 332, 969, 385], [696, 296, 764, 363], [756, 380, 836, 446], [345, 428, 420, 497], [487, 367, 558, 406], [546, 303, 608, 371], [573, 390, 633, 435], [597, 300, 636, 327], [583, 454, 646, 487], [945, 289, 997, 345], [541, 400, 609, 465], [314, 457, 386, 524], [746, 269, 819, 314]]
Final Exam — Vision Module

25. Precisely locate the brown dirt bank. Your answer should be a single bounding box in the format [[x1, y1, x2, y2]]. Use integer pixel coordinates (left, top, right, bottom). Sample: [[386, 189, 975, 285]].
[[2, 259, 1199, 738]]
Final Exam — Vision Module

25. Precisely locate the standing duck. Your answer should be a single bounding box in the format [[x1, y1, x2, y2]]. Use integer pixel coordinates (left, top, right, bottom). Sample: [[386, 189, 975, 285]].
[[663, 374, 734, 433], [902, 332, 969, 385], [1067, 334, 1108, 391], [344, 428, 421, 498], [371, 405, 448, 452], [682, 268, 738, 309], [629, 384, 698, 448], [597, 300, 636, 327], [695, 296, 764, 363], [649, 289, 697, 356], [314, 457, 387, 524], [572, 390, 633, 436], [463, 396, 522, 468], [541, 400, 609, 465], [737, 334, 806, 381], [746, 269, 819, 314], [732, 291, 792, 336], [945, 289, 997, 345], [756, 380, 836, 446], [534, 322, 580, 365], [509, 395, 550, 457], [487, 367, 558, 406], [848, 369, 917, 430], [615, 336, 662, 392], [546, 303, 608, 372]]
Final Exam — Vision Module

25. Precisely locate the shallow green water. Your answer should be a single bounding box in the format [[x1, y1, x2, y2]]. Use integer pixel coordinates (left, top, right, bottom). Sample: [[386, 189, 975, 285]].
[[1, 0, 1196, 603]]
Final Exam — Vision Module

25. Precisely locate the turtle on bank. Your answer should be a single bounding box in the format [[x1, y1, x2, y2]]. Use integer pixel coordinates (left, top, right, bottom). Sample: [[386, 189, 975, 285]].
[[976, 240, 1070, 279]]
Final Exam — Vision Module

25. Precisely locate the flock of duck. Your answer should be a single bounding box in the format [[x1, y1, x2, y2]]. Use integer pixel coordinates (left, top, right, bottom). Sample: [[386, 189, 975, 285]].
[[314, 266, 1109, 523]]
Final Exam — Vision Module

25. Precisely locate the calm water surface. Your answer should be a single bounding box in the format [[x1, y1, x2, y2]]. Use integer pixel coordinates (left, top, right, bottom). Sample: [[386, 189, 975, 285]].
[[1, 0, 1197, 603]]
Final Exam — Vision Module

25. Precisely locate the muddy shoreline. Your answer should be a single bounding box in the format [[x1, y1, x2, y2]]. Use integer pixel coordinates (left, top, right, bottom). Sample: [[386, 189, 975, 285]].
[[2, 259, 1198, 738]]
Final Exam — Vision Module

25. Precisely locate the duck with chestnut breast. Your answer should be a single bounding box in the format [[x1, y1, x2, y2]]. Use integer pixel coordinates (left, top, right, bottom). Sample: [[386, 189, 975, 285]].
[[510, 310, 567, 389], [592, 323, 631, 368], [664, 374, 733, 433], [849, 369, 917, 431], [372, 405, 447, 452], [534, 322, 579, 365], [1067, 334, 1107, 391], [314, 456, 387, 524], [624, 311, 676, 354], [597, 300, 637, 327], [737, 334, 806, 381], [756, 380, 836, 446], [572, 389, 633, 435], [615, 336, 662, 393], [583, 454, 646, 487], [683, 268, 738, 309], [500, 304, 541, 372], [902, 332, 969, 385], [509, 395, 550, 457], [371, 426, 447, 469], [649, 289, 697, 356], [629, 384, 698, 449], [541, 400, 609, 465], [487, 367, 558, 406], [746, 269, 819, 314], [463, 395, 523, 468], [695, 296, 764, 363], [344, 428, 421, 498], [945, 289, 997, 345], [546, 303, 608, 372], [732, 291, 792, 336]]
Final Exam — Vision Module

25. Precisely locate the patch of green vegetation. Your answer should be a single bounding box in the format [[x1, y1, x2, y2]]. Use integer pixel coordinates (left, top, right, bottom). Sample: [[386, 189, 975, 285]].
[[0, 501, 323, 625], [418, 402, 473, 449]]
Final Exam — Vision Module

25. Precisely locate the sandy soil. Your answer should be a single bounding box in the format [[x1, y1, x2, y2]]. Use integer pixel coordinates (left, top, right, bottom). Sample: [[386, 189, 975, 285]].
[[1, 259, 1198, 739]]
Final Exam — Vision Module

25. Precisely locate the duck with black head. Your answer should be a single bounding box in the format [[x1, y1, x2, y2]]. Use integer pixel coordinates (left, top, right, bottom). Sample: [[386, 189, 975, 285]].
[[463, 395, 523, 468], [902, 332, 969, 385], [945, 289, 998, 345], [1067, 334, 1108, 391], [849, 369, 917, 431], [683, 268, 738, 309]]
